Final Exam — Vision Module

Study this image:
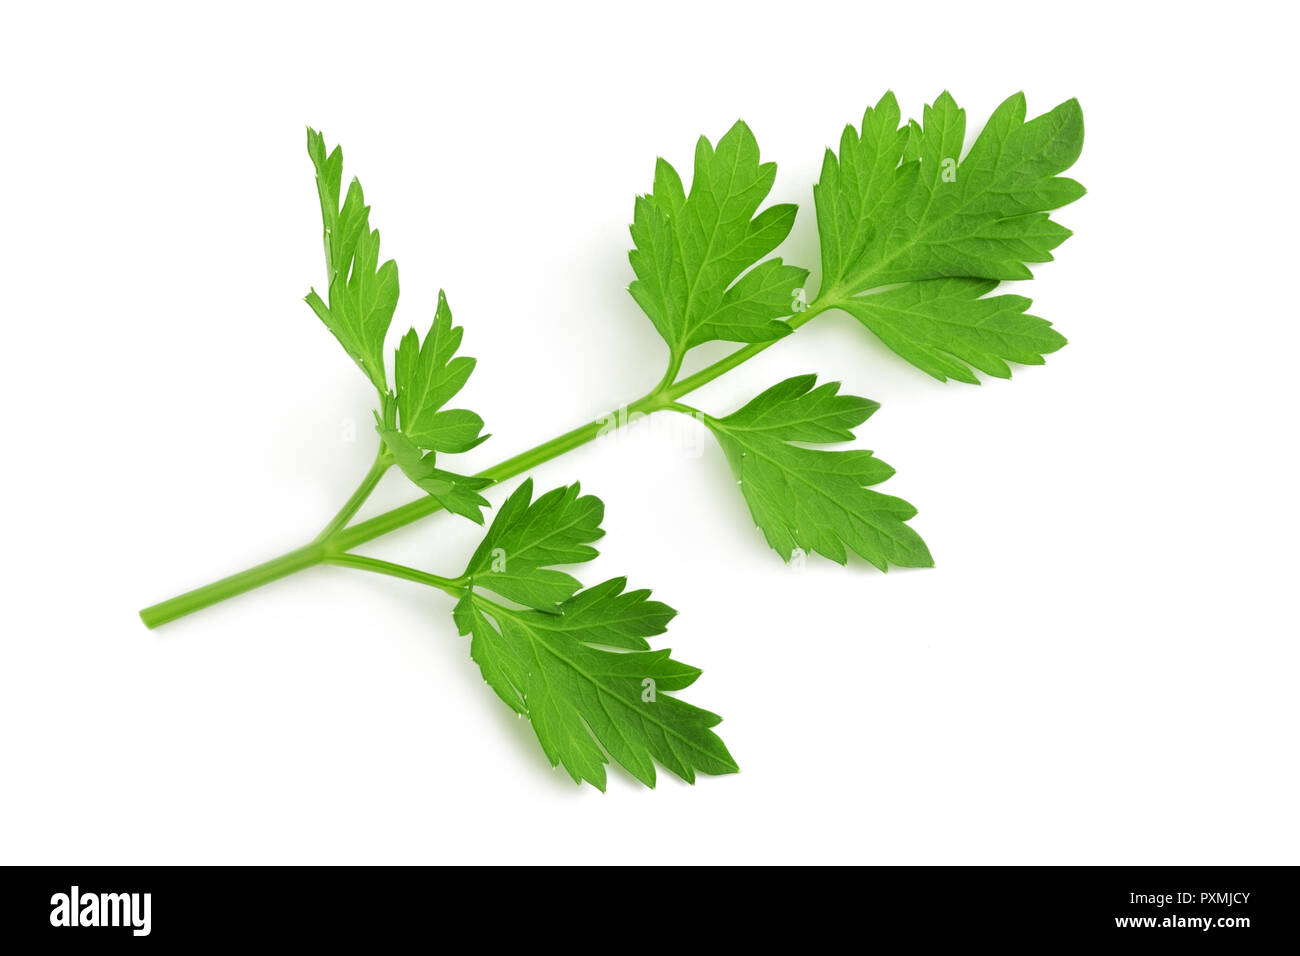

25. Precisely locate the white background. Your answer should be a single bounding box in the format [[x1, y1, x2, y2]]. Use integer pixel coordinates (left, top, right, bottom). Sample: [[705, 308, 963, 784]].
[[2, 1, 1296, 865]]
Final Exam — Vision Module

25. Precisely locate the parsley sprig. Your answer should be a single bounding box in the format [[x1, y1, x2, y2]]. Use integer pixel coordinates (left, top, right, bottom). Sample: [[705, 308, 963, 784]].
[[141, 92, 1084, 788]]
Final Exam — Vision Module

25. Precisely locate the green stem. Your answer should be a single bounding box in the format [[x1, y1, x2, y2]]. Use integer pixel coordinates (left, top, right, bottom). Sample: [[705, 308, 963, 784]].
[[653, 346, 685, 395], [334, 409, 625, 551], [663, 400, 705, 418], [323, 553, 465, 598], [314, 446, 393, 543], [663, 297, 838, 401], [138, 297, 842, 628], [139, 541, 327, 629]]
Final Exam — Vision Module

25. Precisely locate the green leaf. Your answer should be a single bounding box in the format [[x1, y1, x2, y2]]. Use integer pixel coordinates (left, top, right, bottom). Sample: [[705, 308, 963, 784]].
[[394, 290, 487, 453], [461, 478, 604, 610], [701, 375, 932, 569], [813, 92, 1083, 382], [814, 92, 913, 299], [375, 290, 489, 519], [453, 578, 738, 790], [378, 426, 491, 524], [628, 120, 809, 354], [817, 91, 1085, 292], [306, 128, 370, 287], [837, 278, 1067, 383], [305, 129, 397, 392]]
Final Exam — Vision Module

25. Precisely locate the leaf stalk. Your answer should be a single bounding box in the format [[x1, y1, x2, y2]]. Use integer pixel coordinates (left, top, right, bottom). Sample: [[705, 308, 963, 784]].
[[138, 295, 842, 629]]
